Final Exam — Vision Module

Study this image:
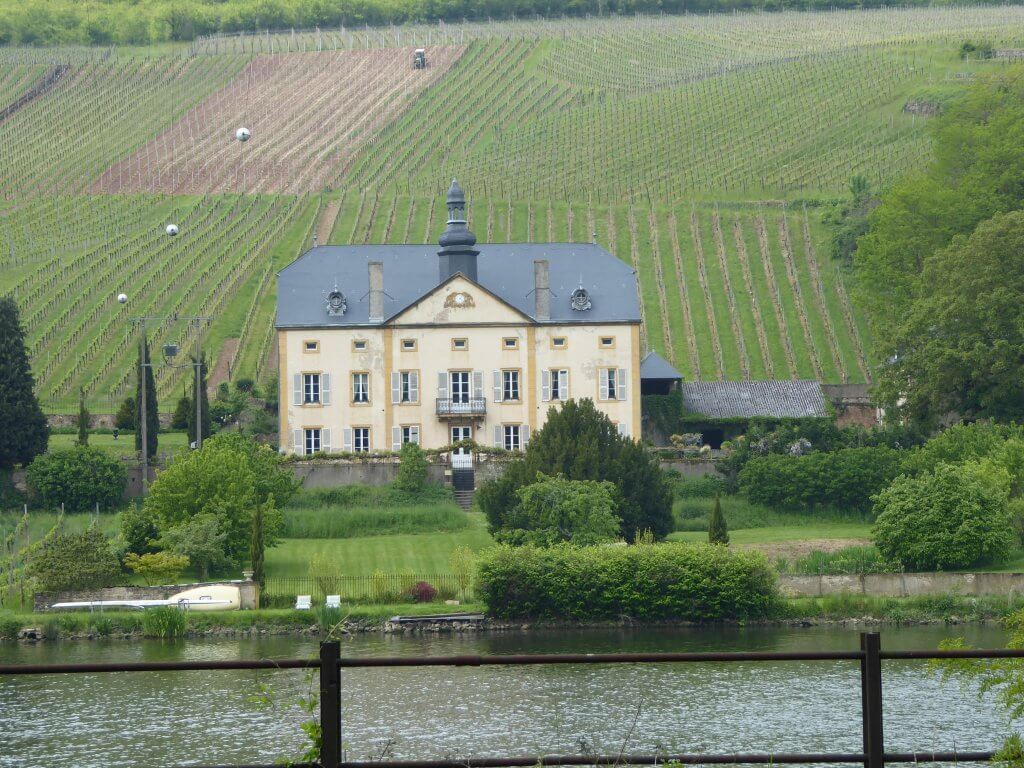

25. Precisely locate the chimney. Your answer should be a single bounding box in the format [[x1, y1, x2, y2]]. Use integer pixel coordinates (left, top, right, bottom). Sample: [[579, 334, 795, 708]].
[[368, 261, 384, 323], [534, 260, 550, 322]]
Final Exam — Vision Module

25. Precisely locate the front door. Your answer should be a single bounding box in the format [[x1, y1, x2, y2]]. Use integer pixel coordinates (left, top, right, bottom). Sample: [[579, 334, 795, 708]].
[[450, 371, 470, 404], [451, 426, 472, 450]]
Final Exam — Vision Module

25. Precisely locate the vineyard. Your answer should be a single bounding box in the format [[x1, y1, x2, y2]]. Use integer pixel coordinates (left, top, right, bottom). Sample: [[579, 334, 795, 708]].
[[2, 5, 1023, 409]]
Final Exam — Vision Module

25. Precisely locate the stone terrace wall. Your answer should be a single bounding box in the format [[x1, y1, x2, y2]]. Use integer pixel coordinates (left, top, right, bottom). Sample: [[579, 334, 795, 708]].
[[780, 572, 1024, 598]]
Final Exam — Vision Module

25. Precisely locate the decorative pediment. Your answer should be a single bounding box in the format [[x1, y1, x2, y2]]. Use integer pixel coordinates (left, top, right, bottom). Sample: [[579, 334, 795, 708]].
[[388, 273, 532, 325]]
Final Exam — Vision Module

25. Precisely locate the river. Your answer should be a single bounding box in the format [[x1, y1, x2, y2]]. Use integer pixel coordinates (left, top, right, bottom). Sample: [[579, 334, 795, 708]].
[[0, 625, 1017, 768]]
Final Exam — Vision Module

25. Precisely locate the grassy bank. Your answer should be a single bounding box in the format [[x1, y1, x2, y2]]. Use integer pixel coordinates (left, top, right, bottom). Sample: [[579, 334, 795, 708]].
[[48, 432, 189, 457]]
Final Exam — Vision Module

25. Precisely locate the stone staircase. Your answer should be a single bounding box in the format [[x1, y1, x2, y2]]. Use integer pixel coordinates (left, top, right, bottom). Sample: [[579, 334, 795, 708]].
[[454, 488, 475, 510]]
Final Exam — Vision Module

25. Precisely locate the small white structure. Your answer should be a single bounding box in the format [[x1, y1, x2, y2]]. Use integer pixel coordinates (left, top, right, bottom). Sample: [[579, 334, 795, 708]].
[[236, 126, 251, 142], [295, 595, 312, 610], [325, 595, 341, 609], [165, 223, 179, 236]]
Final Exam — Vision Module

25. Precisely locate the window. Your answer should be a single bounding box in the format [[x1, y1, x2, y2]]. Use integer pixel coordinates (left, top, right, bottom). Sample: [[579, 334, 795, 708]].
[[550, 369, 569, 401], [402, 426, 419, 445], [353, 427, 370, 453], [402, 338, 417, 351], [600, 368, 627, 401], [551, 336, 567, 349], [304, 428, 321, 455], [600, 336, 616, 348], [397, 371, 419, 403], [502, 370, 520, 401], [450, 371, 470, 404], [503, 425, 521, 451], [303, 373, 321, 404], [352, 372, 369, 404], [303, 340, 319, 353], [352, 339, 367, 352], [452, 338, 468, 351], [503, 337, 519, 350]]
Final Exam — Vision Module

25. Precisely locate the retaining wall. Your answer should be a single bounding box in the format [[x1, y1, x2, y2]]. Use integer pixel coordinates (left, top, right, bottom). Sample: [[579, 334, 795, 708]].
[[779, 572, 1024, 598]]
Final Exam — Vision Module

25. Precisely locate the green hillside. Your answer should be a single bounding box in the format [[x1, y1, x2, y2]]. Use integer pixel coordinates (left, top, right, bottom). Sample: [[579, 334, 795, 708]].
[[2, 5, 1023, 410]]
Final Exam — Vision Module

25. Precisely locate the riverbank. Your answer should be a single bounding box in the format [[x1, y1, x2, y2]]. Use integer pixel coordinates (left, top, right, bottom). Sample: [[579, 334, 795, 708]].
[[3, 593, 1023, 642]]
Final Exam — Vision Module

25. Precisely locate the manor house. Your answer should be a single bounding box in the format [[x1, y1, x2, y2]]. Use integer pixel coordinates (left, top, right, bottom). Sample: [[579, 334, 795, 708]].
[[275, 180, 643, 455]]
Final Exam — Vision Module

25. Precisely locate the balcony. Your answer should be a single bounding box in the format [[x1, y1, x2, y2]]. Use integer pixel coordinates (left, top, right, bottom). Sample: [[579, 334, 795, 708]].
[[436, 398, 487, 419]]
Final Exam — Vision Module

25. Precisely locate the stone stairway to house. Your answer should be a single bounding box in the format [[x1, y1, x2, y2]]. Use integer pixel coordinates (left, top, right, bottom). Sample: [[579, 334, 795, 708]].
[[454, 488, 475, 511]]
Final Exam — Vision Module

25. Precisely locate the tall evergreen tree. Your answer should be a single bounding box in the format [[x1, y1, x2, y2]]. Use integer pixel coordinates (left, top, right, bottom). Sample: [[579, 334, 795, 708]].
[[76, 387, 90, 446], [186, 354, 210, 446], [170, 395, 191, 431], [0, 296, 49, 468], [134, 337, 158, 457], [708, 495, 730, 546], [250, 499, 267, 591]]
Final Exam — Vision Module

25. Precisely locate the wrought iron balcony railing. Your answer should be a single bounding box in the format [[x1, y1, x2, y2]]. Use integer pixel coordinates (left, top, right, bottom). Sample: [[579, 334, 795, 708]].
[[436, 398, 486, 417]]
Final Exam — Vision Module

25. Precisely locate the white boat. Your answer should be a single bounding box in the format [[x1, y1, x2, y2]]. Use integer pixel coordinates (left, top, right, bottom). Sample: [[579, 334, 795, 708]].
[[50, 584, 241, 612]]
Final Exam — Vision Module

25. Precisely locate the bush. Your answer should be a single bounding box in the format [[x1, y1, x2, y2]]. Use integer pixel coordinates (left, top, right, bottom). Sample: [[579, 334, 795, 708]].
[[0, 610, 20, 640], [405, 581, 438, 603], [739, 446, 902, 510], [901, 422, 1024, 477], [479, 399, 673, 540], [497, 474, 621, 547], [170, 396, 191, 431], [114, 397, 136, 430], [141, 606, 187, 638], [119, 503, 160, 555], [394, 442, 428, 493], [787, 546, 896, 575], [124, 551, 189, 585], [675, 474, 727, 498], [477, 542, 778, 621], [27, 527, 121, 592], [708, 496, 729, 545], [26, 446, 127, 513], [873, 462, 1014, 571]]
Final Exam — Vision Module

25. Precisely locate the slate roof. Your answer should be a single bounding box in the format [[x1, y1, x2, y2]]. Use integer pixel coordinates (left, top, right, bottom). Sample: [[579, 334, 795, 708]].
[[640, 351, 682, 381], [679, 380, 829, 419], [276, 243, 641, 327]]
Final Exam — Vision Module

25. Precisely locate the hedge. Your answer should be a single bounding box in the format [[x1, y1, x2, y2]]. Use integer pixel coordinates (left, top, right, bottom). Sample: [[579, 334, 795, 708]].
[[477, 542, 778, 621]]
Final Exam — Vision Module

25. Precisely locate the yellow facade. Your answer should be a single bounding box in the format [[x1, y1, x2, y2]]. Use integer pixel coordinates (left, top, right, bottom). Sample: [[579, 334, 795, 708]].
[[279, 275, 640, 454]]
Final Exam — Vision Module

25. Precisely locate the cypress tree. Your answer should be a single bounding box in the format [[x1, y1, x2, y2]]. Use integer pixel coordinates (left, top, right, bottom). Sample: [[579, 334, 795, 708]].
[[134, 338, 158, 457], [186, 354, 210, 445], [708, 495, 730, 546], [0, 296, 49, 468], [250, 499, 266, 591], [76, 387, 90, 446]]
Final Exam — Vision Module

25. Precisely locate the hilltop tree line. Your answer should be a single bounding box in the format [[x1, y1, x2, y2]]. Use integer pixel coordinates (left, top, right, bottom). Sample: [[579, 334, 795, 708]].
[[0, 0, 997, 47]]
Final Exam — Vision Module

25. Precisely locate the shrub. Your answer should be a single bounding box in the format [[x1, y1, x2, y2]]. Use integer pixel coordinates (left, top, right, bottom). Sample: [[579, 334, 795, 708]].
[[405, 581, 438, 603], [27, 526, 121, 592], [788, 546, 896, 575], [114, 397, 135, 430], [675, 474, 727, 498], [118, 503, 160, 555], [170, 396, 191, 431], [739, 446, 902, 510], [309, 554, 343, 598], [477, 542, 778, 621], [394, 442, 428, 493], [235, 377, 255, 393], [0, 610, 20, 640], [124, 551, 189, 585], [141, 606, 187, 638], [873, 462, 1014, 571], [900, 422, 1024, 476], [497, 474, 620, 547], [707, 496, 729, 545], [26, 446, 127, 512], [478, 399, 673, 540]]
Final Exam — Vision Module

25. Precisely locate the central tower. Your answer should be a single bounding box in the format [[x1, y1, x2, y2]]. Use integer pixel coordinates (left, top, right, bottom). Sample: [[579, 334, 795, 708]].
[[437, 179, 479, 283]]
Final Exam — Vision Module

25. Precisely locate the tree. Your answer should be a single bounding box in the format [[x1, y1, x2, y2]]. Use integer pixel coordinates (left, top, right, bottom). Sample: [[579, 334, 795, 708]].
[[497, 473, 620, 547], [143, 433, 294, 564], [250, 497, 269, 589], [395, 442, 428, 493], [186, 354, 210, 446], [873, 211, 1024, 425], [26, 446, 127, 512], [873, 462, 1014, 571], [170, 395, 191, 431], [76, 387, 90, 446], [134, 337, 158, 457], [708, 495, 729, 545], [115, 396, 136, 430], [119, 502, 160, 555], [478, 399, 673, 540], [0, 296, 49, 469], [156, 513, 230, 580], [124, 551, 189, 585], [27, 526, 121, 592]]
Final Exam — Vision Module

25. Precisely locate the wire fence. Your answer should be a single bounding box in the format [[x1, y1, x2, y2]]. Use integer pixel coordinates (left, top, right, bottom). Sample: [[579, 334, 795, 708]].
[[263, 573, 473, 604]]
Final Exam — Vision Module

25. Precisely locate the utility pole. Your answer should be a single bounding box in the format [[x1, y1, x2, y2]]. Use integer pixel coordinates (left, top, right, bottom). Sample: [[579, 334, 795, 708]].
[[194, 318, 203, 449], [138, 318, 149, 496]]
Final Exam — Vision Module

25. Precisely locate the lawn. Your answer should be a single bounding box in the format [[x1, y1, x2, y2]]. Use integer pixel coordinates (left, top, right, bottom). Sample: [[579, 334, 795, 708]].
[[669, 523, 872, 546], [48, 432, 189, 457], [265, 516, 496, 577]]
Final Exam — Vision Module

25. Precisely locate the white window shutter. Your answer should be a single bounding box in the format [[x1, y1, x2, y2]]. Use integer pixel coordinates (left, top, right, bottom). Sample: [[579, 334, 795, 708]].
[[392, 426, 402, 450], [437, 371, 448, 399], [292, 374, 302, 405], [493, 370, 502, 402], [343, 428, 353, 452], [559, 370, 569, 400], [617, 423, 629, 438], [599, 370, 609, 400], [521, 425, 530, 448], [409, 372, 419, 403], [541, 370, 550, 402], [322, 428, 332, 452], [472, 371, 484, 400], [411, 426, 420, 445], [292, 429, 303, 453], [617, 368, 628, 400], [494, 425, 503, 448], [321, 373, 331, 405], [391, 372, 401, 404]]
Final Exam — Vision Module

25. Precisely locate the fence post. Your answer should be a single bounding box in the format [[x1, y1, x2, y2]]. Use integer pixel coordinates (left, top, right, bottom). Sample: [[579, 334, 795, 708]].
[[320, 641, 341, 768], [860, 632, 884, 768]]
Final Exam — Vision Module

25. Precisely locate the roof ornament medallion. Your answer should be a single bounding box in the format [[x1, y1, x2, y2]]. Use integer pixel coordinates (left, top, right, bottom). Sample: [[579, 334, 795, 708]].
[[570, 285, 592, 312], [325, 284, 347, 316]]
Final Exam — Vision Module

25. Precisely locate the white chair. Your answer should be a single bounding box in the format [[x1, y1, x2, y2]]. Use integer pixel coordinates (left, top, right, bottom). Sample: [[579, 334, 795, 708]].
[[325, 595, 341, 609], [295, 595, 312, 610]]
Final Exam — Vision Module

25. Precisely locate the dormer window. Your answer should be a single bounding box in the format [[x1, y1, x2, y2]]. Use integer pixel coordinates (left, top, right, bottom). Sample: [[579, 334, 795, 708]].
[[570, 286, 592, 312], [325, 289, 347, 316]]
